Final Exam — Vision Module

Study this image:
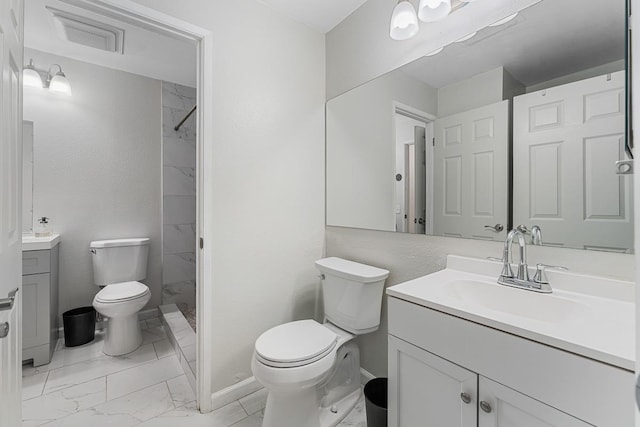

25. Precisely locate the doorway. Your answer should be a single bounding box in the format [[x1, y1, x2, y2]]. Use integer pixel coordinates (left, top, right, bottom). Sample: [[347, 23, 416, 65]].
[[17, 0, 214, 422], [394, 106, 434, 234]]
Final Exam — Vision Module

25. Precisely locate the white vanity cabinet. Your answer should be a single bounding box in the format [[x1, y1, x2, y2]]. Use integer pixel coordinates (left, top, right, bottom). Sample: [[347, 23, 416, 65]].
[[387, 295, 633, 426], [22, 244, 59, 366], [389, 335, 589, 426]]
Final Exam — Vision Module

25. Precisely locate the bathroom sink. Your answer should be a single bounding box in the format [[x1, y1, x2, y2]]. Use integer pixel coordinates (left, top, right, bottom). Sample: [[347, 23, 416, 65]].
[[444, 279, 589, 323], [386, 255, 635, 371]]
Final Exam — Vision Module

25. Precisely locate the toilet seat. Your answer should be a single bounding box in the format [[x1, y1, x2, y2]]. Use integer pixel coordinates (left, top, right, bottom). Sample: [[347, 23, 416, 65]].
[[255, 320, 338, 368], [95, 281, 150, 304]]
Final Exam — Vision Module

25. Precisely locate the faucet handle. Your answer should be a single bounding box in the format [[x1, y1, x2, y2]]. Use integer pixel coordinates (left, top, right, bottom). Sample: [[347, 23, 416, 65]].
[[533, 264, 568, 284]]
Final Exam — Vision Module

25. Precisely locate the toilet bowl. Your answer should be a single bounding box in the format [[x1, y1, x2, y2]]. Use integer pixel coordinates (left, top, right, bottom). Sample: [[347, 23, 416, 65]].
[[89, 238, 151, 356], [252, 257, 389, 427], [93, 281, 151, 356], [252, 320, 359, 427]]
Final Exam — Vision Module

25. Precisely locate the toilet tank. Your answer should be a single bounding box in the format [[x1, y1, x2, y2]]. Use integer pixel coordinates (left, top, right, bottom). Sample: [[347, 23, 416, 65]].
[[90, 238, 150, 286], [315, 257, 389, 335]]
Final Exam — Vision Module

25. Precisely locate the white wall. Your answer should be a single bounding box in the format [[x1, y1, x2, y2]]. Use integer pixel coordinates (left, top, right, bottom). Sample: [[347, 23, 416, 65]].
[[325, 0, 634, 379], [527, 60, 626, 93], [23, 48, 162, 316], [327, 70, 436, 231], [131, 0, 326, 393]]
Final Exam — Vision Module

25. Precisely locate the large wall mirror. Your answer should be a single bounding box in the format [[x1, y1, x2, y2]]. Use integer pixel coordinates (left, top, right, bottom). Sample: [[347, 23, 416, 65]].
[[326, 0, 633, 253]]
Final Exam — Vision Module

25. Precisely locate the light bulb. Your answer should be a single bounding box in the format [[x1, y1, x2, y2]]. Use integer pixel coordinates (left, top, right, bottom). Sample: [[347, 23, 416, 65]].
[[390, 0, 419, 41], [23, 59, 43, 89], [418, 0, 451, 22], [49, 72, 72, 96]]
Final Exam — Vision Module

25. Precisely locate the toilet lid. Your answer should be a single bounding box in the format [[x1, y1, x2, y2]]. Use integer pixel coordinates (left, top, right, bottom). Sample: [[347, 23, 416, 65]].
[[95, 281, 150, 303], [255, 320, 337, 368]]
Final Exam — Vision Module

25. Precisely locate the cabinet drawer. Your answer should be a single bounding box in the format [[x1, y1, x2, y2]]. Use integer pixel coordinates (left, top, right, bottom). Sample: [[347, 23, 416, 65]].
[[22, 250, 50, 275]]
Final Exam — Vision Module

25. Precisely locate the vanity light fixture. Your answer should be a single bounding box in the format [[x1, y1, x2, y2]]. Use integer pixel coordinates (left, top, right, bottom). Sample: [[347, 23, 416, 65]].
[[390, 0, 479, 41], [454, 31, 477, 42], [425, 46, 445, 56], [418, 0, 452, 23], [22, 59, 72, 96], [489, 12, 518, 27], [23, 59, 44, 88], [390, 0, 420, 41]]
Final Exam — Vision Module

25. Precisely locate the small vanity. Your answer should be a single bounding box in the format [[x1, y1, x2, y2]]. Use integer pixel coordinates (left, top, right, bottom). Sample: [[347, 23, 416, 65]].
[[386, 255, 634, 426], [22, 234, 60, 366]]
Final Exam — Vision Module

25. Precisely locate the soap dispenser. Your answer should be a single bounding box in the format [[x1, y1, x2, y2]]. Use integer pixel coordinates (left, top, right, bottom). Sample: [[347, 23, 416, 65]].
[[34, 216, 52, 237]]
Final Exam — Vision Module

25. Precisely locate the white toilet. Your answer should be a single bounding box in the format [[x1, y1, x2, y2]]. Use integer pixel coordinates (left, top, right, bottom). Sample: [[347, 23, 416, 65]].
[[90, 238, 151, 356], [251, 257, 389, 427]]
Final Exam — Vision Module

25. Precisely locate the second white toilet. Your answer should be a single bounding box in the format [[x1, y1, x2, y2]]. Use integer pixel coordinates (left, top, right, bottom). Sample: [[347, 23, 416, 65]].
[[252, 257, 389, 427], [91, 238, 151, 356]]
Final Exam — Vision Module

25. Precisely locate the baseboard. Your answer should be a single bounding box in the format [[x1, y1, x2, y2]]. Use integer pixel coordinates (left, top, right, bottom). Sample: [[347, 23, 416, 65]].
[[210, 376, 263, 411], [57, 308, 160, 339], [360, 367, 376, 385]]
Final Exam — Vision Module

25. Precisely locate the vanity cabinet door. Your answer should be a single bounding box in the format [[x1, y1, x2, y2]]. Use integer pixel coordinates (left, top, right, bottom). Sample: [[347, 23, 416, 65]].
[[478, 377, 591, 427], [388, 335, 477, 427], [22, 273, 50, 350]]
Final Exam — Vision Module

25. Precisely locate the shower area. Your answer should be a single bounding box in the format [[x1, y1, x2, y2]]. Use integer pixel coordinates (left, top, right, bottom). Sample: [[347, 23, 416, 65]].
[[159, 81, 198, 390]]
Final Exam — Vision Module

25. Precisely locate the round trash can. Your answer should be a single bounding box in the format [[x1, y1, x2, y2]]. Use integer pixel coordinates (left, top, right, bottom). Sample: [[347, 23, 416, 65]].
[[364, 377, 388, 427], [63, 307, 96, 347]]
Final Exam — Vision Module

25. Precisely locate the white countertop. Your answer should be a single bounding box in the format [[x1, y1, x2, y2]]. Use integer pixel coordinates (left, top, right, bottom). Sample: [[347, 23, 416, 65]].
[[386, 255, 635, 371], [22, 234, 61, 251]]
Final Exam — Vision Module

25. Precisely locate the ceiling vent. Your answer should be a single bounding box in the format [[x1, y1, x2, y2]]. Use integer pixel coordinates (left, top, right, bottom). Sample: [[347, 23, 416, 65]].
[[46, 6, 125, 54]]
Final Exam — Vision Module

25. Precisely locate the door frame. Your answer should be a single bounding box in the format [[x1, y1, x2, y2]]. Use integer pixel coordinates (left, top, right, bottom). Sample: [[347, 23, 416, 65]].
[[392, 102, 436, 234], [57, 0, 214, 412]]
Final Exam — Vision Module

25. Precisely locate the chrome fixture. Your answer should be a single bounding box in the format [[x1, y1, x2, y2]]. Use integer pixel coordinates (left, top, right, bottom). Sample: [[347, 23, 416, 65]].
[[516, 224, 543, 245], [484, 224, 504, 233], [22, 59, 72, 96], [497, 228, 565, 293]]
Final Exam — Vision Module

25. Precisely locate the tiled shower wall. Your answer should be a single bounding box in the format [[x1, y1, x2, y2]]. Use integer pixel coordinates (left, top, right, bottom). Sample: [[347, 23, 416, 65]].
[[162, 82, 197, 311]]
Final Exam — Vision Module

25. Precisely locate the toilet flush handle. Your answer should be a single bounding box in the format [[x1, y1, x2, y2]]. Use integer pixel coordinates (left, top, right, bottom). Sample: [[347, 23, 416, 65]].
[[318, 274, 325, 280], [90, 249, 96, 254]]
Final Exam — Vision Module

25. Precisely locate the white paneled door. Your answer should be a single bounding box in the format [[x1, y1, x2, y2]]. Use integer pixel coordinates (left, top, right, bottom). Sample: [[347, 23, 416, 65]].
[[0, 0, 24, 425], [513, 71, 632, 252], [433, 100, 509, 240]]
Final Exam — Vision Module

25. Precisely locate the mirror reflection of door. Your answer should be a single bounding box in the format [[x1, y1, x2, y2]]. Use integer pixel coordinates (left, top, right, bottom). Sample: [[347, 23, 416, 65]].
[[395, 111, 432, 234], [433, 100, 509, 240]]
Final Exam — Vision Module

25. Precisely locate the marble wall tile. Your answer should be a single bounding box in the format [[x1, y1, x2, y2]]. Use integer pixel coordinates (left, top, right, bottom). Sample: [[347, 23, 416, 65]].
[[161, 281, 196, 308], [163, 253, 196, 284], [164, 136, 196, 168], [163, 224, 196, 254], [162, 81, 197, 310], [163, 196, 196, 226], [164, 166, 196, 196]]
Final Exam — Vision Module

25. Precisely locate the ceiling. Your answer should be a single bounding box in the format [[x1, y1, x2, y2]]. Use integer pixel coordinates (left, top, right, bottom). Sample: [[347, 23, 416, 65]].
[[24, 0, 197, 87], [258, 0, 369, 33], [401, 0, 626, 90]]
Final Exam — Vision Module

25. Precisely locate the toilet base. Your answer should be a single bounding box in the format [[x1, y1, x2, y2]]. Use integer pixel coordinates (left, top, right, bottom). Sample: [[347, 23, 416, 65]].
[[103, 314, 142, 356]]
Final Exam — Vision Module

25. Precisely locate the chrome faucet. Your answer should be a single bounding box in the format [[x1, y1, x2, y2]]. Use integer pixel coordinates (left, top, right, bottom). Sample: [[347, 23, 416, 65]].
[[498, 228, 565, 293], [500, 228, 529, 281]]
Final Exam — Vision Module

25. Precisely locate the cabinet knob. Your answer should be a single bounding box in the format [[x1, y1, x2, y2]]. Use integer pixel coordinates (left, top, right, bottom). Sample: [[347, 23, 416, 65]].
[[480, 401, 492, 413], [460, 392, 472, 404]]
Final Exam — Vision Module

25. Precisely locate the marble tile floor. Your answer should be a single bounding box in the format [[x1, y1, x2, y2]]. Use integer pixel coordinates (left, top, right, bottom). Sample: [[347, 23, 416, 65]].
[[21, 322, 367, 426]]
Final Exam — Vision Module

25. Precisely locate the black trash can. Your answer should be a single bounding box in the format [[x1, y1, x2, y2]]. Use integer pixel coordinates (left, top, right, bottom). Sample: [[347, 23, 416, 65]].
[[62, 307, 96, 347], [364, 377, 388, 427]]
